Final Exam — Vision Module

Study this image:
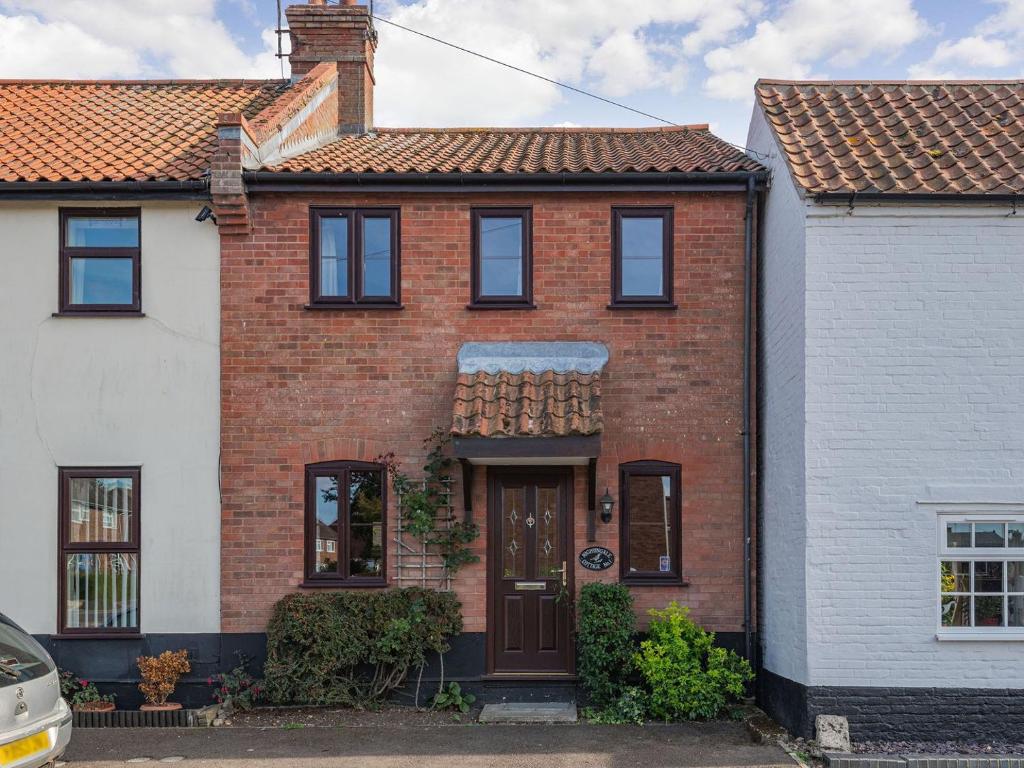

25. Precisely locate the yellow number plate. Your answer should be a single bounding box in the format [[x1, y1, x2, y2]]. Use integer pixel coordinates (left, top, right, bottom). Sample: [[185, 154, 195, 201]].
[[0, 731, 49, 766]]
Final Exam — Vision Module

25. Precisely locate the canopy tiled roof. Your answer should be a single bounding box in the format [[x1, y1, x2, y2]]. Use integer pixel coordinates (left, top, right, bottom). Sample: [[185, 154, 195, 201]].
[[0, 80, 288, 182], [452, 370, 602, 438], [266, 125, 762, 175], [756, 80, 1024, 195]]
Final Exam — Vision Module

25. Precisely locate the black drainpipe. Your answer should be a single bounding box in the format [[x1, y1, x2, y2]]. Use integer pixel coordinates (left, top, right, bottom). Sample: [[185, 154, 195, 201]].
[[742, 174, 756, 663]]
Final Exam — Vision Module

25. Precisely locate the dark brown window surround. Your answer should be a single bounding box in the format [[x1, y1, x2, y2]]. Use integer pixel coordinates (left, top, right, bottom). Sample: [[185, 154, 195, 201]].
[[469, 207, 534, 309], [58, 208, 142, 316], [609, 207, 676, 309], [308, 207, 401, 309], [57, 467, 141, 636], [303, 461, 388, 587], [618, 460, 684, 585]]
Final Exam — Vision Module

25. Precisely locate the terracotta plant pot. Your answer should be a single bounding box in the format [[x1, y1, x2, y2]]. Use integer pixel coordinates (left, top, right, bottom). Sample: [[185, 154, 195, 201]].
[[140, 702, 183, 711], [74, 701, 115, 713]]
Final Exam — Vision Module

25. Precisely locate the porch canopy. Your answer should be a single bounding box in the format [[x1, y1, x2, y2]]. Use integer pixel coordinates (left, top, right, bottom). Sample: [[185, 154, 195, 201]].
[[451, 341, 608, 465]]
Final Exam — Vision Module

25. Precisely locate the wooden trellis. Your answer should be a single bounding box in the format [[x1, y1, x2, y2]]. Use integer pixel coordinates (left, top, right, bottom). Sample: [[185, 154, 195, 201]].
[[393, 476, 454, 591]]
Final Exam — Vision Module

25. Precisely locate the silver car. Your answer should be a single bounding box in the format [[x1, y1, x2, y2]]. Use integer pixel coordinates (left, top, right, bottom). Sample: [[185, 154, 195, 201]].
[[0, 615, 72, 768]]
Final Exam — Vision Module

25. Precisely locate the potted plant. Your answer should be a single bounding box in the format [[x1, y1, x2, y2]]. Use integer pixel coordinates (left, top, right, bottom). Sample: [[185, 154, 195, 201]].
[[59, 670, 117, 712], [137, 650, 191, 711]]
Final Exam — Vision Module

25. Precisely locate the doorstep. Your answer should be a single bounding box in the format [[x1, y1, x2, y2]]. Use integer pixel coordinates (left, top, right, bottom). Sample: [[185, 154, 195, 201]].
[[478, 702, 578, 724]]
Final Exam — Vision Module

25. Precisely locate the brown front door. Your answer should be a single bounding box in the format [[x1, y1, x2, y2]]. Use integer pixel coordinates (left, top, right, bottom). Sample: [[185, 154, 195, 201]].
[[488, 467, 573, 675]]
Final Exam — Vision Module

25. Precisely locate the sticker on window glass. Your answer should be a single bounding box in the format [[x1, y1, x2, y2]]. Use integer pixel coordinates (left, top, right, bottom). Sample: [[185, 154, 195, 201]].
[[659, 555, 671, 573]]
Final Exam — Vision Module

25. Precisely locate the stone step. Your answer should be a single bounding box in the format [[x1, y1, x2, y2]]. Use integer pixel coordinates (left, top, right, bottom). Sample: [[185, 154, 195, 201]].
[[478, 702, 578, 724]]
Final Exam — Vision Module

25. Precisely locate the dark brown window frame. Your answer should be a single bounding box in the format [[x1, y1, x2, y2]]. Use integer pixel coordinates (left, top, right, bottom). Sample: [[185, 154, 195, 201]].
[[609, 206, 675, 309], [618, 460, 683, 585], [308, 207, 402, 309], [469, 207, 534, 309], [58, 208, 142, 316], [303, 460, 388, 587], [57, 466, 142, 636]]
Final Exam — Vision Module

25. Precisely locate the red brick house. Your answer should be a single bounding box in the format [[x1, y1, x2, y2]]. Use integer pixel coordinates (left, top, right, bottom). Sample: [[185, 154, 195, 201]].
[[213, 0, 764, 693]]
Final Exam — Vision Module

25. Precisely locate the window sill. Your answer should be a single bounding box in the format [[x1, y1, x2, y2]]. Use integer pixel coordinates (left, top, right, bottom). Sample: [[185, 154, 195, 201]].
[[300, 579, 388, 589], [52, 311, 145, 318], [466, 302, 537, 311], [936, 631, 1024, 642], [304, 303, 403, 311], [53, 632, 143, 640], [620, 576, 689, 587], [606, 303, 677, 310]]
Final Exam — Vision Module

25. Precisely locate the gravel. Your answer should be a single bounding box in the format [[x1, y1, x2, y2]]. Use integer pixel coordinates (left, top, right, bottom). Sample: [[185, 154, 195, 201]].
[[230, 704, 481, 728], [854, 740, 1024, 756]]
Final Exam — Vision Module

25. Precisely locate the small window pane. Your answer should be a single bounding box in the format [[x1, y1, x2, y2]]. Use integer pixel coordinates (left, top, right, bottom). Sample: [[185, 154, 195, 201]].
[[479, 217, 523, 296], [67, 217, 138, 248], [536, 486, 562, 578], [361, 217, 392, 297], [975, 523, 1006, 547], [941, 595, 970, 627], [974, 595, 1004, 627], [350, 525, 382, 576], [940, 561, 969, 593], [974, 561, 1004, 592], [1008, 561, 1024, 592], [501, 486, 526, 579], [946, 523, 971, 548], [1009, 595, 1024, 627], [320, 217, 349, 297], [627, 474, 673, 573], [70, 257, 133, 305], [68, 477, 132, 543], [314, 475, 339, 573], [1008, 525, 1024, 548], [64, 553, 138, 630], [621, 217, 664, 296]]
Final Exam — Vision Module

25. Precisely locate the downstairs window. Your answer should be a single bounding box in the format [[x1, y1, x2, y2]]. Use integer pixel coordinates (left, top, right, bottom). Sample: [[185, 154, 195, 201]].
[[939, 516, 1024, 634]]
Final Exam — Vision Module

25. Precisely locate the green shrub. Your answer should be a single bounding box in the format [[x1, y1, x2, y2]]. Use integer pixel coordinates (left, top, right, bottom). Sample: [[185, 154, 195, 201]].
[[431, 681, 476, 714], [576, 583, 637, 708], [635, 602, 753, 721], [583, 685, 648, 725], [263, 588, 462, 708]]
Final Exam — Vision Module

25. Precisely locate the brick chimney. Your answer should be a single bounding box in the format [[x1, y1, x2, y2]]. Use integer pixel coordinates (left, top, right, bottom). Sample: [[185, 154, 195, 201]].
[[285, 0, 377, 134]]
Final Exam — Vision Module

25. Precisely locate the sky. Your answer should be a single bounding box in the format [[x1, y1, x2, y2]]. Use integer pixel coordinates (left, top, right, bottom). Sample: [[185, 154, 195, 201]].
[[0, 0, 1022, 146]]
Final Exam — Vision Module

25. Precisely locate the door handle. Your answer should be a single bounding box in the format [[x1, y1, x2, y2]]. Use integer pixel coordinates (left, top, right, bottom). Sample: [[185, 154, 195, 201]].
[[550, 561, 567, 587]]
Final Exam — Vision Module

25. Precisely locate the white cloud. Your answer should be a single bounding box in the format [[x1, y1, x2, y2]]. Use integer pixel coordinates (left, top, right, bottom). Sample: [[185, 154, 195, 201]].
[[702, 0, 927, 100], [909, 1, 1024, 80], [372, 0, 763, 126], [0, 0, 280, 79]]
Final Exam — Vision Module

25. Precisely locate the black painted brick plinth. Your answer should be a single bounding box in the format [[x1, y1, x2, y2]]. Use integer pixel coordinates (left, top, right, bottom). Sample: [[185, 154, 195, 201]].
[[759, 669, 1024, 742]]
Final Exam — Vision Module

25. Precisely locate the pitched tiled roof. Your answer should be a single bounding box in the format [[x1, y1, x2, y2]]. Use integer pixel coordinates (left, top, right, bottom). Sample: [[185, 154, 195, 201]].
[[756, 80, 1024, 195], [0, 80, 288, 183], [266, 125, 762, 175], [452, 370, 602, 438]]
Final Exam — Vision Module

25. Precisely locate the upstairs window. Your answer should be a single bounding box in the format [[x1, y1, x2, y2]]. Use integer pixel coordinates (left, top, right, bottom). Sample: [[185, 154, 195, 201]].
[[611, 207, 674, 308], [59, 209, 141, 314], [619, 461, 682, 584], [59, 468, 140, 635], [310, 208, 400, 308], [305, 461, 386, 585], [938, 516, 1024, 636], [470, 208, 533, 308]]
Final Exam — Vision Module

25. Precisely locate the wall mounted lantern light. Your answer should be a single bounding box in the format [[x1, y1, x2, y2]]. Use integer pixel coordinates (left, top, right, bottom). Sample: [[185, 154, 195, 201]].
[[599, 488, 615, 524]]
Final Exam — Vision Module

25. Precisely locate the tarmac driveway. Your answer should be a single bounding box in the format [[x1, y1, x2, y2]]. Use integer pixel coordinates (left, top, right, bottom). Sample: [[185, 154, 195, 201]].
[[63, 721, 795, 768]]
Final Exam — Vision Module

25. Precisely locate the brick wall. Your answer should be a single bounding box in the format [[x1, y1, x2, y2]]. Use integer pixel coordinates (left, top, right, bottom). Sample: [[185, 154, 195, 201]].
[[220, 190, 749, 634]]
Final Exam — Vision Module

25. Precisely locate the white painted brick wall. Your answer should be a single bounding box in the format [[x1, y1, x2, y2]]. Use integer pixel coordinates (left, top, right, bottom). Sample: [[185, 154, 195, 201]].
[[747, 108, 809, 684], [804, 205, 1024, 687]]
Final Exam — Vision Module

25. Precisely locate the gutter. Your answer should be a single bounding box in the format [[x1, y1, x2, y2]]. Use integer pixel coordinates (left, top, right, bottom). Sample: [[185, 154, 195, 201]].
[[742, 175, 756, 665], [0, 180, 209, 200], [244, 170, 768, 193], [815, 191, 1023, 206]]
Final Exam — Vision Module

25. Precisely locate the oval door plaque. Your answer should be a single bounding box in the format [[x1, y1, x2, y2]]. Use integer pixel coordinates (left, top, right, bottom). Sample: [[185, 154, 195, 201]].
[[579, 546, 615, 571]]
